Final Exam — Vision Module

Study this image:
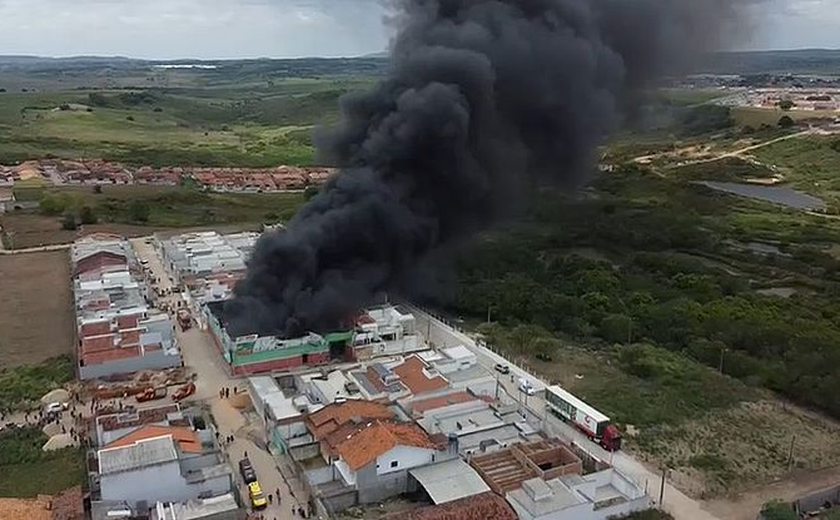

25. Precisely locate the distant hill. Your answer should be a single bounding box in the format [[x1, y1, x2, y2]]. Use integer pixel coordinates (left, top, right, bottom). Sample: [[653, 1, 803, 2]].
[[699, 49, 840, 75]]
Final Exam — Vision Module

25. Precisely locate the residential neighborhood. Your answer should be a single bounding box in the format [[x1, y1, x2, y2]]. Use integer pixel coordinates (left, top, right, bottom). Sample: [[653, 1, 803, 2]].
[[10, 229, 654, 520]]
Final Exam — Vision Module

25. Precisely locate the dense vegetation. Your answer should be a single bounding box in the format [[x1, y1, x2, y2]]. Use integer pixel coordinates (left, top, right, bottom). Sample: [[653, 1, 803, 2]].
[[0, 426, 85, 497], [0, 356, 73, 413], [447, 167, 840, 419]]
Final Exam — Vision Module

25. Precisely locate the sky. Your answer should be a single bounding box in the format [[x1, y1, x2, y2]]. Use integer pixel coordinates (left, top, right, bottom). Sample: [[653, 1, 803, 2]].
[[0, 0, 836, 59]]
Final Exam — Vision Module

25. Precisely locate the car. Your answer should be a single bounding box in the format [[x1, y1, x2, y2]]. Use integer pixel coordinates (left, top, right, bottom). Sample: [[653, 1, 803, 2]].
[[248, 481, 267, 510], [494, 363, 510, 375], [44, 402, 67, 414], [239, 458, 256, 484], [518, 378, 536, 396]]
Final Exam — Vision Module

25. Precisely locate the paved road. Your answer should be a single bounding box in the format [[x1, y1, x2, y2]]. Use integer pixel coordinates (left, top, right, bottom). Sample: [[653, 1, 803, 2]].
[[130, 237, 310, 520], [407, 304, 723, 520]]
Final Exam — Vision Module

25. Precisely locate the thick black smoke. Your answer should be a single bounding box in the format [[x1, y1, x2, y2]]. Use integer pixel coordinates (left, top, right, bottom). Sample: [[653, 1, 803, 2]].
[[226, 0, 751, 338]]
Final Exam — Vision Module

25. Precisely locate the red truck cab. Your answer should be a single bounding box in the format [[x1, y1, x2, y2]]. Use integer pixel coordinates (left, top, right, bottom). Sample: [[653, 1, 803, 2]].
[[600, 424, 622, 452]]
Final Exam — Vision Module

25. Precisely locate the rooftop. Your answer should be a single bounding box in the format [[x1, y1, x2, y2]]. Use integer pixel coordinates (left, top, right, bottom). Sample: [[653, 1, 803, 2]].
[[335, 420, 437, 471], [306, 399, 394, 440], [98, 435, 179, 475], [409, 459, 490, 505], [106, 425, 202, 454], [383, 491, 517, 520], [150, 492, 239, 520], [409, 391, 483, 415], [393, 356, 448, 395], [250, 376, 306, 421], [470, 439, 583, 495]]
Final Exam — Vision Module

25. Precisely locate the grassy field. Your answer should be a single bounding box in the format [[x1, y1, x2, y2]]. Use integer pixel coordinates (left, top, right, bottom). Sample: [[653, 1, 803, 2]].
[[731, 107, 839, 128], [0, 184, 306, 248], [0, 426, 85, 497], [0, 252, 74, 367], [0, 356, 73, 412], [0, 73, 376, 167]]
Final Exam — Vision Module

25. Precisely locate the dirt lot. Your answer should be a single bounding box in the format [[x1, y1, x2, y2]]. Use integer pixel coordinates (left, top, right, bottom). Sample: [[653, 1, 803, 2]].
[[636, 400, 840, 500], [0, 251, 74, 366], [0, 212, 259, 249]]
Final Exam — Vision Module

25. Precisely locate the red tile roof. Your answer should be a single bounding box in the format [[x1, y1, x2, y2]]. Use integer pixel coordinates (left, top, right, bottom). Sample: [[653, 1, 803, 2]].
[[335, 420, 436, 471], [394, 356, 448, 395], [117, 315, 140, 329], [80, 321, 111, 338], [306, 400, 394, 440], [383, 492, 517, 520], [73, 251, 126, 277], [82, 335, 115, 354], [411, 391, 480, 414], [106, 425, 201, 453], [83, 346, 141, 365]]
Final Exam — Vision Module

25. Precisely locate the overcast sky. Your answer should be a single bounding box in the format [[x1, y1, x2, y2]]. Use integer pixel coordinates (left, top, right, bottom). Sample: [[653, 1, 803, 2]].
[[0, 0, 836, 59]]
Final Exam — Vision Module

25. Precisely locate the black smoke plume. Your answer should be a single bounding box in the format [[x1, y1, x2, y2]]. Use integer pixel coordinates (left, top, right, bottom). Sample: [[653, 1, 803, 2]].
[[226, 0, 751, 338]]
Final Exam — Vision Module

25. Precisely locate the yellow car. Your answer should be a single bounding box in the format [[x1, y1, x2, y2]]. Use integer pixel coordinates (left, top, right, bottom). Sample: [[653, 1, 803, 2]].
[[248, 481, 267, 510]]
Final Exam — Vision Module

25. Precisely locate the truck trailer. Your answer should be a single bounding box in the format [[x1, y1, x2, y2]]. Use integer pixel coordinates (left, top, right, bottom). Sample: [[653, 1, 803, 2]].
[[545, 385, 622, 452]]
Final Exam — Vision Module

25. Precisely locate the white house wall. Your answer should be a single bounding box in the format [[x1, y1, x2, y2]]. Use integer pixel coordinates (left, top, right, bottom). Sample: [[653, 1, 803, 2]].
[[375, 446, 436, 476]]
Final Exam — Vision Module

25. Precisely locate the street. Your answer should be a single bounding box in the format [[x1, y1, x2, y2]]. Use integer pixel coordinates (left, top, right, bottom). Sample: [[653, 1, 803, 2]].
[[129, 237, 310, 520], [406, 304, 723, 520]]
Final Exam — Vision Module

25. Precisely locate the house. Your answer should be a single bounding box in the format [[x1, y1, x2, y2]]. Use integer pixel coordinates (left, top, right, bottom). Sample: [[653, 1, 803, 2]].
[[305, 399, 395, 461], [97, 429, 232, 507], [415, 398, 539, 456], [350, 306, 427, 360], [505, 469, 650, 520], [248, 376, 317, 453], [331, 419, 449, 504], [149, 492, 241, 520], [382, 491, 517, 520]]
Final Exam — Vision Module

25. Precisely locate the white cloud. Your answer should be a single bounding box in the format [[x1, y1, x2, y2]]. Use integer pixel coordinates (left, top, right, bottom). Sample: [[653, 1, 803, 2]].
[[0, 0, 834, 58], [0, 0, 392, 59]]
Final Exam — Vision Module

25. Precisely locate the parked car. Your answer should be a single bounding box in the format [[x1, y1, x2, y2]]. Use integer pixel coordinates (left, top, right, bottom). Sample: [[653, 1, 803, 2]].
[[44, 402, 67, 414], [494, 363, 510, 374], [239, 458, 257, 484], [248, 481, 267, 510]]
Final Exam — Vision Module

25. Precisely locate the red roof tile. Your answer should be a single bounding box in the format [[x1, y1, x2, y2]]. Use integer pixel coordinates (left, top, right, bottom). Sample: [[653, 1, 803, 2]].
[[80, 321, 111, 338], [411, 391, 479, 414], [107, 425, 201, 453], [394, 356, 448, 395], [335, 420, 436, 471], [306, 400, 394, 440], [383, 492, 517, 520]]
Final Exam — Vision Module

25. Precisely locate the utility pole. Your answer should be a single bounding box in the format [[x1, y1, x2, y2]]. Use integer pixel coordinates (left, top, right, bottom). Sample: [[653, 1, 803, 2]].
[[487, 303, 492, 324], [658, 467, 668, 508], [719, 346, 727, 374], [787, 434, 796, 471]]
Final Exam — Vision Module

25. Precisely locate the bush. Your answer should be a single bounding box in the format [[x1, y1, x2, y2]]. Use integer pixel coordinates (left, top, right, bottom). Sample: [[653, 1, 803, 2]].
[[0, 356, 73, 412], [778, 115, 795, 129], [760, 500, 796, 520], [61, 213, 77, 230], [79, 206, 97, 225]]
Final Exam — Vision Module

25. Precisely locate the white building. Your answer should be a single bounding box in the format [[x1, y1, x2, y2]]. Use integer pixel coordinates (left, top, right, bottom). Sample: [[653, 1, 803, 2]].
[[505, 470, 650, 520], [97, 433, 232, 507], [351, 306, 427, 360], [150, 492, 240, 520]]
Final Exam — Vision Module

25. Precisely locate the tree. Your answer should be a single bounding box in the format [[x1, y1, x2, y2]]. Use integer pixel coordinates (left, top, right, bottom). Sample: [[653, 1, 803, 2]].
[[127, 200, 150, 223], [760, 501, 796, 520], [600, 313, 634, 343], [778, 99, 795, 111], [88, 93, 108, 107], [61, 213, 77, 231], [79, 206, 97, 225], [93, 185, 103, 194], [126, 115, 135, 122], [778, 116, 795, 129], [39, 194, 68, 216]]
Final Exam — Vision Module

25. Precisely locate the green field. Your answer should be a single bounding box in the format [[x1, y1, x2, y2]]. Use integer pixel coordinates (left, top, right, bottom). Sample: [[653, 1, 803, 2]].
[[0, 60, 379, 167], [0, 426, 85, 497], [37, 184, 307, 228]]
